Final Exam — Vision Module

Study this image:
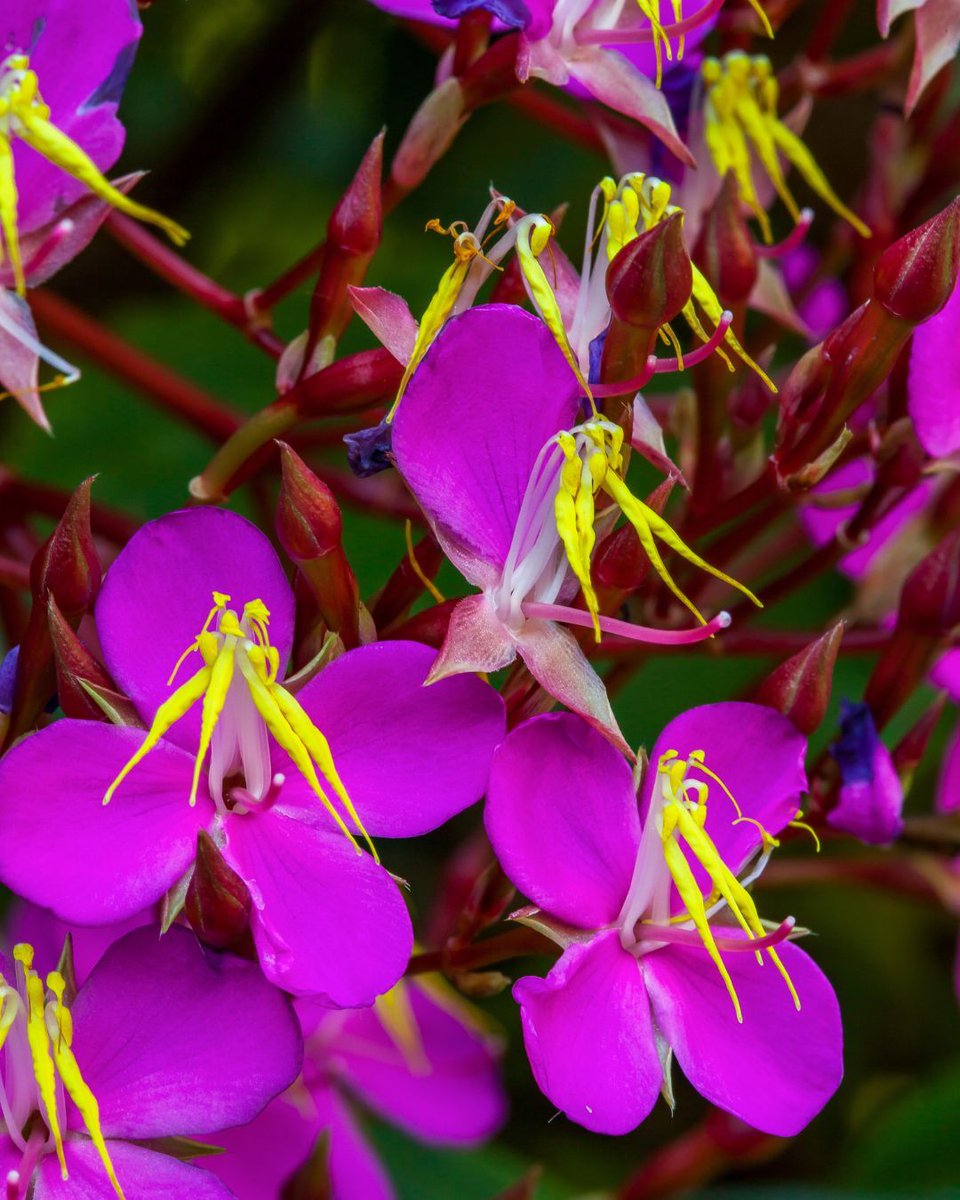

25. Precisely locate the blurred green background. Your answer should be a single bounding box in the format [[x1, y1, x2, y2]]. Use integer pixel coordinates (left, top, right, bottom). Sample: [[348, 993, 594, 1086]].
[[6, 0, 959, 1195]]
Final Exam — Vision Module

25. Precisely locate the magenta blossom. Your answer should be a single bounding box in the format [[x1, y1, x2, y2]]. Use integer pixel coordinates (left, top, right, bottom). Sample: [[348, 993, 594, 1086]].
[[485, 707, 842, 1136], [907, 276, 960, 460], [210, 979, 507, 1200], [0, 507, 505, 1006], [828, 701, 903, 845], [0, 924, 301, 1199], [392, 304, 737, 751]]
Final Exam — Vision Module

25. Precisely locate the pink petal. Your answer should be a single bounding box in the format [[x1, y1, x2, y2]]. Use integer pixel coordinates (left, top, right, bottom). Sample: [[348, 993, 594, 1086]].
[[223, 809, 413, 1005], [486, 713, 640, 928], [516, 618, 629, 753], [937, 723, 960, 813], [0, 289, 50, 431], [33, 1138, 233, 1200], [931, 647, 960, 699], [905, 0, 960, 114], [427, 594, 518, 682], [644, 937, 843, 1136], [314, 1087, 395, 1200], [908, 279, 960, 456], [349, 286, 419, 364], [0, 721, 213, 924], [392, 305, 581, 575], [878, 0, 924, 38], [514, 932, 662, 1135], [275, 639, 504, 838], [96, 508, 295, 746], [72, 926, 302, 1138]]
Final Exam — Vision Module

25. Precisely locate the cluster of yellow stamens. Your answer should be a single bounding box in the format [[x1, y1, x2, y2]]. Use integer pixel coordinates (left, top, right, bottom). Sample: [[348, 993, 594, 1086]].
[[553, 417, 761, 634], [0, 53, 187, 295], [652, 750, 799, 1023], [2, 945, 124, 1197], [598, 172, 776, 390], [633, 0, 773, 91], [102, 593, 377, 860], [702, 53, 871, 242]]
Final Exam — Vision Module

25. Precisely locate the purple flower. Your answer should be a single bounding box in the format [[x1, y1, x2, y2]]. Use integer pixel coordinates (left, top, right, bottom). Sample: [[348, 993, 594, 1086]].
[[485, 707, 843, 1136], [0, 924, 301, 1199], [0, 508, 505, 1006], [209, 980, 507, 1200], [908, 277, 960, 459], [828, 701, 903, 845], [392, 304, 747, 750]]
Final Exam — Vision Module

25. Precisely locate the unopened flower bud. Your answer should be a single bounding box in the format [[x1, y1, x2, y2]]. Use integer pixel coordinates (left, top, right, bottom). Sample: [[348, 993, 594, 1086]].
[[47, 595, 124, 722], [874, 196, 960, 321], [606, 211, 692, 331], [693, 173, 758, 305], [391, 78, 466, 194], [32, 475, 100, 618], [755, 622, 845, 735], [184, 829, 252, 952]]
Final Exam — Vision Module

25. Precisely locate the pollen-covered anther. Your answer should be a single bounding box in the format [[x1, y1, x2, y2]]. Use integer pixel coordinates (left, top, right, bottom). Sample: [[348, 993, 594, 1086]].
[[0, 53, 188, 296], [102, 591, 377, 860]]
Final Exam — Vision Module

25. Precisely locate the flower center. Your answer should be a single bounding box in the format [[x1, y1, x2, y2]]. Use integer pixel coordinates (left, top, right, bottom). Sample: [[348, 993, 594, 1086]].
[[0, 52, 187, 296], [102, 592, 376, 859], [0, 944, 124, 1199], [618, 750, 800, 1024]]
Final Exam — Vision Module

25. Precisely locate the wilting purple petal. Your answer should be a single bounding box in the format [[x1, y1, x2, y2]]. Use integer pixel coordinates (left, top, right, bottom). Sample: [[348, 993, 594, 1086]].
[[828, 701, 903, 843], [392, 305, 581, 576], [0, 721, 213, 924], [96, 509, 295, 745], [908, 278, 960, 456], [330, 982, 506, 1143], [223, 809, 413, 1005], [72, 926, 302, 1138], [515, 618, 629, 752], [206, 1094, 322, 1200], [277, 640, 505, 837], [642, 703, 807, 875], [937, 723, 960, 814], [33, 1138, 234, 1200], [486, 713, 640, 928], [644, 936, 843, 1136], [515, 932, 661, 1135]]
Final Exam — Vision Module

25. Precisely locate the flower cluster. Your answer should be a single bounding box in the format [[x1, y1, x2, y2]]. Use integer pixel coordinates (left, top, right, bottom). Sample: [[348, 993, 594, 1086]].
[[0, 0, 957, 1196]]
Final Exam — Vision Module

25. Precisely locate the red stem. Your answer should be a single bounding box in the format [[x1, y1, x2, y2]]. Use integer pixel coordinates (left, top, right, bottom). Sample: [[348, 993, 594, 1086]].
[[405, 926, 553, 976]]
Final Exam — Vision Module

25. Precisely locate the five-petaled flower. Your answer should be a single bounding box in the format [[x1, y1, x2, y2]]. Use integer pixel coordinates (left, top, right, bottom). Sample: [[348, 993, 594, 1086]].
[[485, 706, 843, 1135], [0, 507, 506, 1006]]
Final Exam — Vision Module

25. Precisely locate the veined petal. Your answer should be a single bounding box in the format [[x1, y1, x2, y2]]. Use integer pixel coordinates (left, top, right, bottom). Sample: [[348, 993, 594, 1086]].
[[33, 1138, 234, 1200], [515, 932, 661, 1135], [644, 936, 843, 1136], [426, 594, 517, 682], [274, 640, 505, 838], [486, 713, 640, 928], [71, 926, 302, 1138], [223, 809, 413, 1005], [96, 509, 295, 746], [392, 305, 581, 575], [0, 721, 213, 924]]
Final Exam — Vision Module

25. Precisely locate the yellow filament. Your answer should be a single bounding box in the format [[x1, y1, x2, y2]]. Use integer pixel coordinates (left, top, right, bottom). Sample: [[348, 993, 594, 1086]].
[[14, 945, 67, 1179], [405, 520, 445, 604], [0, 134, 25, 295]]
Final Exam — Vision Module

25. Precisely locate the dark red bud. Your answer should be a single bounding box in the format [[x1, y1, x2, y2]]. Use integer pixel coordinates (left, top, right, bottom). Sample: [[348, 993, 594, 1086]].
[[454, 861, 516, 942], [32, 477, 101, 617], [892, 694, 946, 788], [328, 131, 384, 256], [276, 443, 343, 560], [897, 527, 960, 634], [754, 623, 845, 735], [606, 212, 693, 331], [185, 830, 252, 952], [693, 172, 758, 305], [47, 595, 126, 722], [874, 197, 960, 321]]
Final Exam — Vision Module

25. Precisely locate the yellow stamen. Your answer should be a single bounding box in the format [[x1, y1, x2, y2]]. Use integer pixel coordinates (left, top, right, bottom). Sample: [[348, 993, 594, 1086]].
[[14, 944, 67, 1179]]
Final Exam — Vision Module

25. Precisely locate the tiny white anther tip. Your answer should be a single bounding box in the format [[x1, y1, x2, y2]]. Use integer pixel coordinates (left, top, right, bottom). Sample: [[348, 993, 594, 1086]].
[[716, 611, 732, 629]]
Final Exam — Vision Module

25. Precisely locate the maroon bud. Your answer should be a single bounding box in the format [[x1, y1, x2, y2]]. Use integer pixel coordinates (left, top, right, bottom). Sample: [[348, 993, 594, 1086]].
[[874, 196, 960, 321], [595, 479, 673, 593], [453, 861, 516, 943], [32, 476, 101, 618], [606, 212, 693, 331], [897, 527, 960, 634], [892, 694, 946, 791], [755, 623, 845, 735], [185, 830, 252, 952], [693, 172, 758, 305], [276, 444, 360, 647], [47, 595, 134, 722], [328, 131, 384, 257]]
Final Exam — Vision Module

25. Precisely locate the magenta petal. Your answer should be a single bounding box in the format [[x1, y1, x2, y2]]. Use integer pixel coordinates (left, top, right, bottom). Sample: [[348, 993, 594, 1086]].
[[34, 1139, 233, 1200], [313, 1087, 395, 1200], [644, 937, 843, 1136], [908, 280, 960, 456], [7, 901, 151, 987], [223, 809, 413, 1005], [937, 723, 960, 814], [331, 981, 506, 1144], [427, 594, 518, 682], [392, 305, 581, 573], [514, 932, 661, 1135], [516, 618, 629, 753], [931, 647, 960, 700], [486, 713, 640, 928], [277, 640, 505, 837], [0, 721, 212, 924], [96, 509, 295, 743], [206, 1094, 321, 1200], [72, 926, 301, 1138], [643, 703, 807, 874]]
